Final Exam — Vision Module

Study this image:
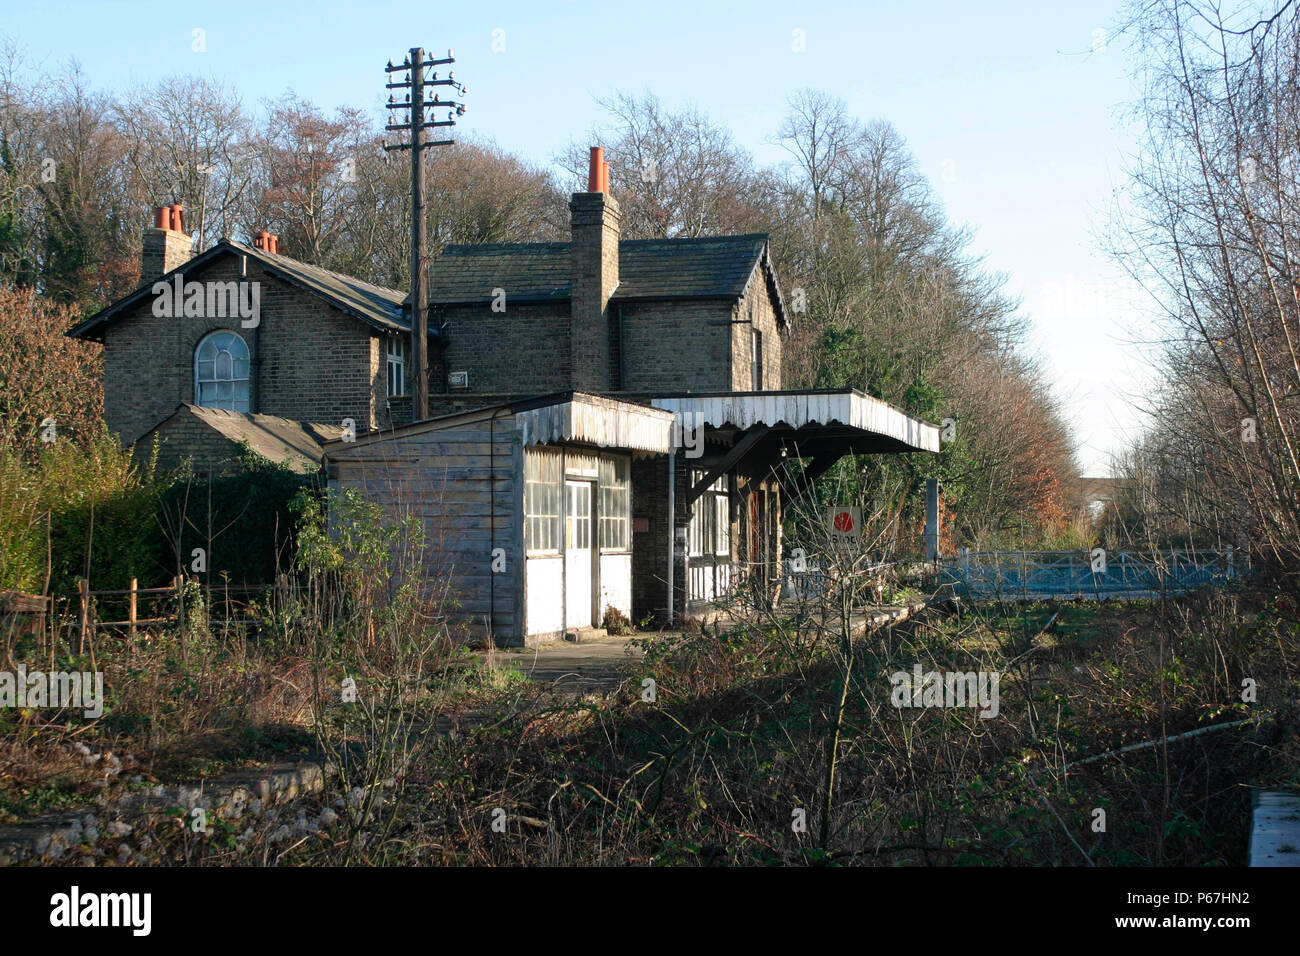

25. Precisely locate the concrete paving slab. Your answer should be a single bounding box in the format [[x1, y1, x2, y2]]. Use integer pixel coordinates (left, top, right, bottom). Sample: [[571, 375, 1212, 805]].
[[488, 633, 652, 694], [1249, 789, 1300, 866]]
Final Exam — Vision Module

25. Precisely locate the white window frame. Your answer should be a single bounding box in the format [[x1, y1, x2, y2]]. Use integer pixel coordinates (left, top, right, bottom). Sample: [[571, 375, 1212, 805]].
[[387, 337, 408, 398], [194, 330, 251, 412], [524, 449, 562, 554], [598, 456, 630, 553]]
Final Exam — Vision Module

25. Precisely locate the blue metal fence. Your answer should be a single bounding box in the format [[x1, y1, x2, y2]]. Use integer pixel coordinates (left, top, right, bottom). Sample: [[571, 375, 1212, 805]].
[[937, 549, 1247, 600]]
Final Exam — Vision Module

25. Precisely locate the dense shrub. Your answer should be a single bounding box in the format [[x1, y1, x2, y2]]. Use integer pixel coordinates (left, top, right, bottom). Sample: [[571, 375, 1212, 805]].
[[156, 447, 318, 586], [0, 286, 103, 460], [0, 428, 161, 594], [0, 433, 315, 598], [44, 434, 170, 595]]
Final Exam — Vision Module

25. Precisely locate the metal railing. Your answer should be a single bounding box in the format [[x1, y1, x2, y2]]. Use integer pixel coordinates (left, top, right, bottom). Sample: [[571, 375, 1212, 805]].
[[936, 548, 1248, 600]]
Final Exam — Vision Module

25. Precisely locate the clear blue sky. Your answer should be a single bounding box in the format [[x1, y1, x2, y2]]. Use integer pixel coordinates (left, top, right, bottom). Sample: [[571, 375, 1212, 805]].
[[5, 0, 1161, 475]]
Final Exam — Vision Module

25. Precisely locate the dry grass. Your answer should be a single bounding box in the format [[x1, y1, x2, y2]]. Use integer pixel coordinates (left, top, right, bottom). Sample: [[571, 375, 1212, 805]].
[[8, 574, 1298, 866]]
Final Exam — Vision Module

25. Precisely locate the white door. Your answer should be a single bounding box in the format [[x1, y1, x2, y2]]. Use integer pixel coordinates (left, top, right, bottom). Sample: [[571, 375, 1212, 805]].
[[565, 480, 593, 627]]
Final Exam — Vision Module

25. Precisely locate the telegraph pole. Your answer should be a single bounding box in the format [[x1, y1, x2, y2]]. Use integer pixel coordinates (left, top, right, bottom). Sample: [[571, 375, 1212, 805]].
[[384, 47, 466, 421]]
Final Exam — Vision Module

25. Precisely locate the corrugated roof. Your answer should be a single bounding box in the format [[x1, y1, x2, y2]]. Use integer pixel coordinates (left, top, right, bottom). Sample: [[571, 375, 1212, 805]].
[[426, 234, 774, 306], [515, 393, 676, 454], [650, 390, 941, 454], [323, 390, 675, 456]]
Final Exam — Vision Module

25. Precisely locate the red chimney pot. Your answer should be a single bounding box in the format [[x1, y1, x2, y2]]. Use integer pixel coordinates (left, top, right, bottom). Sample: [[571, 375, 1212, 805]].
[[588, 146, 604, 193]]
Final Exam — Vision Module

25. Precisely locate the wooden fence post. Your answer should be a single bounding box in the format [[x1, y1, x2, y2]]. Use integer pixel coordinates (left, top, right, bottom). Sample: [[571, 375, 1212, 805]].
[[77, 578, 89, 655], [174, 574, 187, 662], [48, 596, 58, 673], [128, 577, 138, 649]]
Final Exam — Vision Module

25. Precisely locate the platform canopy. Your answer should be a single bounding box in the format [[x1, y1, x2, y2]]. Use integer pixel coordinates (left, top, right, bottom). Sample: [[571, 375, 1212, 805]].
[[647, 389, 940, 507], [516, 392, 676, 455]]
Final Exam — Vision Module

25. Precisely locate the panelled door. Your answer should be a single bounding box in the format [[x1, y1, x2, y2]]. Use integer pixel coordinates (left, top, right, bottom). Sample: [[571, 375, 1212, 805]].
[[565, 480, 594, 627]]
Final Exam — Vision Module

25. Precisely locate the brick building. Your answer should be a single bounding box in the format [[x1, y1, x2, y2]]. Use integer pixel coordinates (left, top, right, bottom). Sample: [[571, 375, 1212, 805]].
[[69, 207, 411, 463], [72, 150, 939, 644]]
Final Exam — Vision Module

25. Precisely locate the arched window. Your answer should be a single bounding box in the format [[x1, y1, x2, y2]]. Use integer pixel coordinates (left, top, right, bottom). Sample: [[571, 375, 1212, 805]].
[[194, 331, 250, 412]]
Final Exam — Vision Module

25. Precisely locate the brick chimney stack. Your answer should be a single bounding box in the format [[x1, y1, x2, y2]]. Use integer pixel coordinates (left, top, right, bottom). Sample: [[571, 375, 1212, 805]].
[[253, 231, 280, 254], [142, 204, 193, 281], [569, 146, 620, 391]]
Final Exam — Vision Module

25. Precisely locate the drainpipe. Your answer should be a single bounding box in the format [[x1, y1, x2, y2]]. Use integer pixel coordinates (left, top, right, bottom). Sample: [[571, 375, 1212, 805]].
[[488, 405, 511, 641], [666, 450, 675, 625]]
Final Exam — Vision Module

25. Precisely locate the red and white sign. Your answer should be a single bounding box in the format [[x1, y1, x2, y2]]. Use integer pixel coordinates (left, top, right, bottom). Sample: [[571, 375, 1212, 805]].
[[829, 506, 862, 541]]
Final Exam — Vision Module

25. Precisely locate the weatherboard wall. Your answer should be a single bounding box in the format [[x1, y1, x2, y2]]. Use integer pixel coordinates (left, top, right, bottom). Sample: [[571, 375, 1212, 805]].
[[327, 415, 524, 643]]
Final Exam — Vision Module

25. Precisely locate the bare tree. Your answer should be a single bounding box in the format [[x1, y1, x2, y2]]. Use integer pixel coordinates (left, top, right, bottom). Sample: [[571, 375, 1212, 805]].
[[114, 76, 255, 255], [558, 91, 772, 239], [1111, 0, 1300, 565]]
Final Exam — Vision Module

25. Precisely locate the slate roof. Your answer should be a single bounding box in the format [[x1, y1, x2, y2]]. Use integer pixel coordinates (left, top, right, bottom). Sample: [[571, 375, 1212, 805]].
[[70, 229, 787, 342], [68, 239, 408, 342], [429, 243, 571, 304], [426, 233, 787, 325], [221, 239, 407, 332], [143, 404, 344, 473], [616, 235, 770, 300]]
